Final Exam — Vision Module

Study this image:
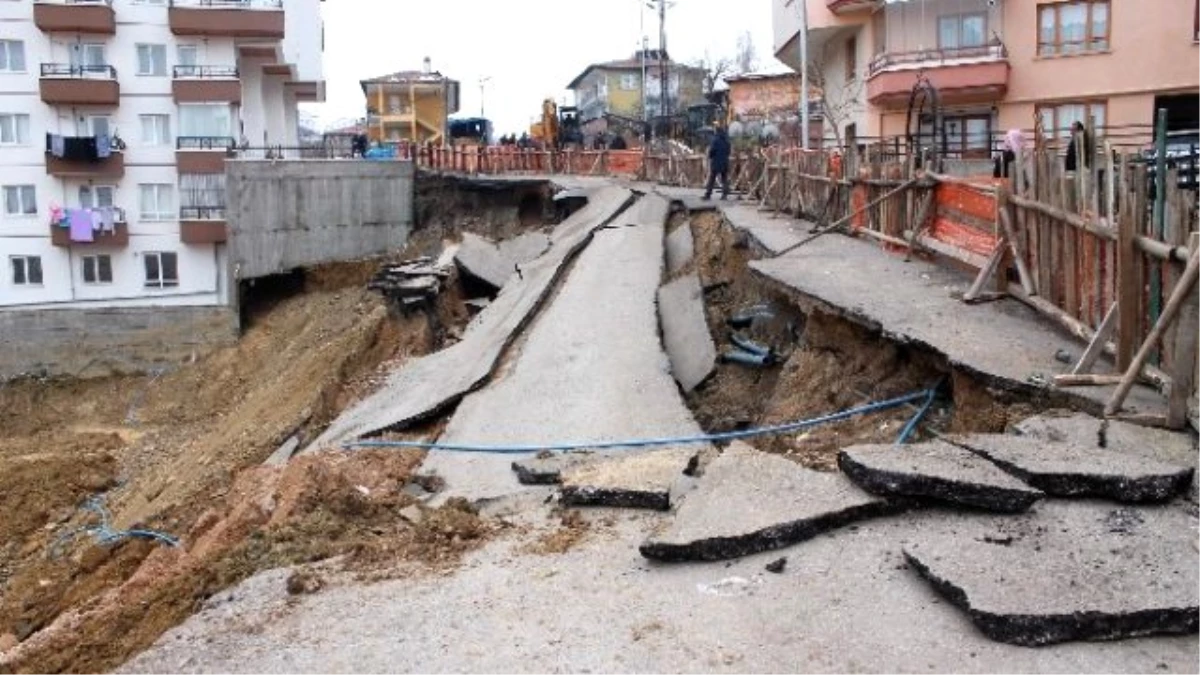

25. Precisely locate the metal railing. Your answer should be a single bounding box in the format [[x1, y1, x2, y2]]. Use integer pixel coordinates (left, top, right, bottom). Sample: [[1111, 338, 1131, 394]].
[[176, 136, 235, 151], [172, 65, 238, 79], [867, 40, 1007, 77], [168, 0, 283, 8], [40, 63, 117, 79], [179, 205, 227, 220]]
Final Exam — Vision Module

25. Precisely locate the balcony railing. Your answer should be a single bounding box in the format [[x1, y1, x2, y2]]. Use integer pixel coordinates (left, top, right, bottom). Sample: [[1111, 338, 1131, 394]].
[[40, 63, 117, 79], [168, 0, 282, 8], [172, 65, 238, 78], [176, 136, 235, 151], [867, 40, 1007, 78], [180, 205, 227, 220]]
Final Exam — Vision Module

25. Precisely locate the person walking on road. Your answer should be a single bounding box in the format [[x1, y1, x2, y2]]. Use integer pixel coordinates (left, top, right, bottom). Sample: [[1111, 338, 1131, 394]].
[[703, 124, 731, 200]]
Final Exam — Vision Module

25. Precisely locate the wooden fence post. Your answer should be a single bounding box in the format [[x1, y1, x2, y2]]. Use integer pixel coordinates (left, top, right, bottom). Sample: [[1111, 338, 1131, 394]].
[[1116, 172, 1140, 371], [1167, 232, 1199, 428]]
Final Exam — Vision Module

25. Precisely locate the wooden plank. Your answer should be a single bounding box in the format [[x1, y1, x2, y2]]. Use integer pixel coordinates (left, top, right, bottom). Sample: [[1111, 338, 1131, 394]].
[[1037, 150, 1054, 305], [1167, 232, 1199, 428], [1072, 302, 1119, 375], [964, 241, 1008, 303], [1106, 247, 1199, 416], [1055, 374, 1124, 387], [1131, 163, 1150, 351], [1116, 167, 1141, 372], [999, 202, 1036, 296]]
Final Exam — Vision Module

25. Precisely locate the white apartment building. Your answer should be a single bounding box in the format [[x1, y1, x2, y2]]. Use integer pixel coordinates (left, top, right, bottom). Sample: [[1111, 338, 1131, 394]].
[[0, 0, 323, 311]]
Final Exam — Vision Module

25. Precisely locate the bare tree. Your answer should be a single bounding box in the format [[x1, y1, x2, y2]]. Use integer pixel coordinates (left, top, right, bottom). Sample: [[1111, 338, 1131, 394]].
[[692, 50, 733, 95], [734, 31, 758, 75], [805, 44, 864, 148]]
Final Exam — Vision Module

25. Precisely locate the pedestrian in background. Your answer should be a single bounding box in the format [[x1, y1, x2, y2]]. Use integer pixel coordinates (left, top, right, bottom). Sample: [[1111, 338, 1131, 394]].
[[703, 123, 731, 201]]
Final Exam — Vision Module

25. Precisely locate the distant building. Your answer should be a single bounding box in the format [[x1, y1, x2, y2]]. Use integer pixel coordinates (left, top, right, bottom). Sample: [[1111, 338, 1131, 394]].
[[361, 58, 461, 145], [566, 49, 707, 137], [724, 72, 823, 144]]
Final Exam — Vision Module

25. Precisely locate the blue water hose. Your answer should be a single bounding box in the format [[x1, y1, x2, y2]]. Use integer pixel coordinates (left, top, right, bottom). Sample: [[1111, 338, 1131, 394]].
[[344, 389, 933, 454], [896, 387, 939, 445]]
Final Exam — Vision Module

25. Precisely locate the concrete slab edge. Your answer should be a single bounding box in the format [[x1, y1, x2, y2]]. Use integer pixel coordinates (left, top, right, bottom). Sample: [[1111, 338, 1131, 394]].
[[903, 548, 1200, 646], [944, 438, 1196, 504], [560, 486, 671, 511], [639, 500, 907, 563], [836, 451, 1043, 514]]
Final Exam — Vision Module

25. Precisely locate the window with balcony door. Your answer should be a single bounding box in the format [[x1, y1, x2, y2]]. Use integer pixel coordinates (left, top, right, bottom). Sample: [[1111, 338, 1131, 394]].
[[1038, 1, 1109, 56], [178, 104, 232, 139], [938, 13, 988, 55], [845, 35, 858, 81], [79, 185, 115, 210], [70, 43, 106, 70]]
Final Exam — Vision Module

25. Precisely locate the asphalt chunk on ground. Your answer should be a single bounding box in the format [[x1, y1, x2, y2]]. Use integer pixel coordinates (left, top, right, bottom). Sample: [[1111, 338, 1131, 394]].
[[947, 433, 1195, 503], [838, 441, 1044, 513], [559, 446, 698, 511], [640, 442, 903, 562], [904, 500, 1199, 647]]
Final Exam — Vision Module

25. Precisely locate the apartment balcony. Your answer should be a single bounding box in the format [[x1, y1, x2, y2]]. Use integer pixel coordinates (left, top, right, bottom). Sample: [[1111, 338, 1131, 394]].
[[50, 208, 129, 247], [39, 64, 119, 105], [179, 207, 228, 244], [172, 65, 242, 103], [45, 145, 124, 178], [175, 136, 234, 173], [866, 41, 1010, 108], [33, 0, 116, 34], [826, 0, 878, 14], [168, 0, 285, 39]]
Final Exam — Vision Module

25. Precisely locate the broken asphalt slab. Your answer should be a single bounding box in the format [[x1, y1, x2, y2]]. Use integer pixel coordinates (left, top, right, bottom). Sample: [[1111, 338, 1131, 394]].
[[1013, 413, 1198, 466], [657, 273, 717, 394], [665, 221, 694, 276], [838, 441, 1043, 513], [560, 447, 697, 511], [454, 231, 551, 290], [307, 186, 635, 451], [424, 195, 712, 502], [948, 433, 1195, 504], [511, 452, 598, 485], [640, 443, 903, 562], [904, 499, 1199, 647], [747, 231, 1165, 417]]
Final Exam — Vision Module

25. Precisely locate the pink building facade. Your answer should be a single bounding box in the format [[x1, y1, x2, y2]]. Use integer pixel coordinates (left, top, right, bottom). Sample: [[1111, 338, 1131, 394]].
[[773, 0, 1200, 152]]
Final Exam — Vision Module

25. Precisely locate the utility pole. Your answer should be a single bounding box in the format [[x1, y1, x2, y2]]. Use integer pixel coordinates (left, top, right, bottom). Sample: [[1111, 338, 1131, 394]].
[[658, 0, 669, 120], [479, 76, 491, 119], [798, 0, 810, 149]]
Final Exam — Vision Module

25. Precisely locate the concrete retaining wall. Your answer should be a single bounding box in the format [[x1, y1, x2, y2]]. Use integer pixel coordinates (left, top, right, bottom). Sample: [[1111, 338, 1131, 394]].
[[0, 305, 239, 379], [227, 160, 415, 280]]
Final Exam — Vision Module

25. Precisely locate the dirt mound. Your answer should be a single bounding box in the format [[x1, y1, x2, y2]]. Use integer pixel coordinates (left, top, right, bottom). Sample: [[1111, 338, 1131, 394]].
[[0, 450, 496, 674]]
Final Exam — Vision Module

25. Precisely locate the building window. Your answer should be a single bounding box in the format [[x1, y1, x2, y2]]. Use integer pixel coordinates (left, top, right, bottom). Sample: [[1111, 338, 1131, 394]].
[[620, 73, 638, 91], [0, 40, 26, 73], [1038, 1, 1109, 56], [1038, 101, 1107, 143], [79, 185, 116, 209], [938, 13, 987, 51], [1195, 0, 1199, 41], [87, 115, 111, 138], [136, 44, 167, 76], [179, 174, 226, 219], [71, 43, 106, 69], [0, 113, 30, 145], [82, 254, 113, 284], [143, 251, 179, 289], [177, 44, 198, 69], [2, 185, 36, 216], [140, 114, 171, 146], [178, 104, 231, 138], [845, 35, 858, 81], [11, 256, 42, 286], [139, 184, 174, 221]]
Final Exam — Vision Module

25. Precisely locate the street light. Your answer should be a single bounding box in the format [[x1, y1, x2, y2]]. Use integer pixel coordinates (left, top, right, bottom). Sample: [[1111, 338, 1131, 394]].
[[479, 76, 492, 119], [798, 0, 810, 149]]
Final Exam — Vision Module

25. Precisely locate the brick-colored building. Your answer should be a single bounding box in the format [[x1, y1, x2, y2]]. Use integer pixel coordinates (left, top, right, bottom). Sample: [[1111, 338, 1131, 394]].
[[724, 72, 823, 144]]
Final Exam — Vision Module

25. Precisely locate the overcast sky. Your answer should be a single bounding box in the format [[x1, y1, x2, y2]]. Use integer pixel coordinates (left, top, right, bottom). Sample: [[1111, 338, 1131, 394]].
[[308, 0, 790, 136]]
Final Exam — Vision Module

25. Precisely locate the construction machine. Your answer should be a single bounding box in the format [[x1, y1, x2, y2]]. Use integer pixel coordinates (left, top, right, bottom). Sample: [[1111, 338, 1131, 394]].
[[529, 99, 584, 149]]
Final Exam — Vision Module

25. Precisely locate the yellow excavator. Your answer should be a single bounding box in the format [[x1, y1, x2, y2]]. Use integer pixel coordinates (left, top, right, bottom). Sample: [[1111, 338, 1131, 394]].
[[529, 99, 582, 148]]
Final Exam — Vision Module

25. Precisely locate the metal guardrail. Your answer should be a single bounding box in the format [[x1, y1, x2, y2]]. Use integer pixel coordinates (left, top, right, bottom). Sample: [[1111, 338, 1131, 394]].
[[167, 0, 283, 8], [40, 63, 116, 78], [172, 65, 238, 78], [867, 40, 1007, 77], [179, 206, 227, 220], [176, 136, 235, 150]]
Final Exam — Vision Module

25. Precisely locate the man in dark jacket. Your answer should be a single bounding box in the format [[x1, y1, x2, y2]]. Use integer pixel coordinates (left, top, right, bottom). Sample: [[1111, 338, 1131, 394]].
[[704, 124, 732, 200], [1065, 121, 1091, 172]]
